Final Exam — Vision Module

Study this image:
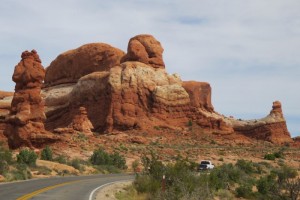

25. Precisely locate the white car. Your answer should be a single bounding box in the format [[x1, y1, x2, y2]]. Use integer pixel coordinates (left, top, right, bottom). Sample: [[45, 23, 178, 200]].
[[198, 160, 214, 170]]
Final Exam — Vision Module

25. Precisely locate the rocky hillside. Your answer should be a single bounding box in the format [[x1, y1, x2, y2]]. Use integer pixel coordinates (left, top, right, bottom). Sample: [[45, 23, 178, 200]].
[[0, 34, 293, 149]]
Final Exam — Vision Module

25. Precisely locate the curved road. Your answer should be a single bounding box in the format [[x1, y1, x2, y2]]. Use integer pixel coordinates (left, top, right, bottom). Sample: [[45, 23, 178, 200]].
[[0, 174, 134, 200]]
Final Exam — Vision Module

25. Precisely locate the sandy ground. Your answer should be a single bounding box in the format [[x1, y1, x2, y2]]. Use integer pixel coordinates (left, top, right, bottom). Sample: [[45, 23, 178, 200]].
[[95, 180, 133, 200]]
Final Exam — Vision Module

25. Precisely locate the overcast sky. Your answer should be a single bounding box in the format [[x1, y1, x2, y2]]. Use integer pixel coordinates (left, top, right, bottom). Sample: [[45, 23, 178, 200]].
[[0, 0, 299, 136]]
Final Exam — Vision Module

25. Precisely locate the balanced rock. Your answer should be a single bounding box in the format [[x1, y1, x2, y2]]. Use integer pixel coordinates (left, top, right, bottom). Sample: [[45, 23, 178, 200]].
[[121, 34, 165, 68], [44, 43, 125, 87]]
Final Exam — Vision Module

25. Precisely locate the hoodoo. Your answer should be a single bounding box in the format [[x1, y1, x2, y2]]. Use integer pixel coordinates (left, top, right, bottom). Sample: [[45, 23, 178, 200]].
[[4, 50, 59, 149]]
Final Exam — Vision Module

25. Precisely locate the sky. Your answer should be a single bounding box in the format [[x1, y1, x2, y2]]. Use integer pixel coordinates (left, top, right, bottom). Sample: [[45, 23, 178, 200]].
[[0, 0, 299, 136]]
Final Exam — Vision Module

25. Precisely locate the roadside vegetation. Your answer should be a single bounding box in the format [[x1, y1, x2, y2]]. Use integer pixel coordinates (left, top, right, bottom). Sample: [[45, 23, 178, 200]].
[[116, 151, 300, 200], [0, 144, 128, 182]]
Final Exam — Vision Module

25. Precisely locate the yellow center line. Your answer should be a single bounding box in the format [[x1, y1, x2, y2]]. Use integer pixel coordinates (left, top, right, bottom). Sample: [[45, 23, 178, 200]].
[[17, 180, 82, 200]]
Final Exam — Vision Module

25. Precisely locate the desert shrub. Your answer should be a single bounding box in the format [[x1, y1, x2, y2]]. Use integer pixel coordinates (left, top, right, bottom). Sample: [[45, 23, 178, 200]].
[[17, 149, 38, 166], [90, 148, 127, 170], [135, 152, 214, 199], [41, 146, 53, 161], [131, 160, 139, 173], [110, 152, 127, 169], [209, 163, 241, 190], [215, 189, 234, 200], [0, 144, 13, 164], [90, 148, 111, 165], [257, 172, 278, 195], [5, 163, 32, 181], [93, 165, 121, 174], [134, 174, 160, 194], [273, 165, 297, 184], [70, 158, 85, 172], [0, 145, 13, 174], [31, 166, 52, 175], [235, 183, 253, 198], [236, 159, 255, 174], [264, 153, 276, 160], [53, 154, 68, 164]]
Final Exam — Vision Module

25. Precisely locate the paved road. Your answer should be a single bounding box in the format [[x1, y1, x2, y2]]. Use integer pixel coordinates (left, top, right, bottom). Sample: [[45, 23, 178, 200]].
[[0, 174, 134, 200]]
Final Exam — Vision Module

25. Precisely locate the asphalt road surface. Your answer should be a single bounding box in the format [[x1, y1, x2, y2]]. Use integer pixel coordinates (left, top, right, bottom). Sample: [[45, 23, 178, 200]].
[[0, 174, 134, 200]]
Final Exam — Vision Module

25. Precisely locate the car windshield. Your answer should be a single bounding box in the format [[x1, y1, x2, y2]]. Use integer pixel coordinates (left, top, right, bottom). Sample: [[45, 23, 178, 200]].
[[200, 161, 210, 165]]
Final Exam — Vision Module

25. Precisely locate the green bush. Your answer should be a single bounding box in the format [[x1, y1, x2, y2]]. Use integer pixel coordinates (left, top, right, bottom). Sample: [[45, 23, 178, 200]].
[[209, 163, 241, 190], [0, 144, 13, 164], [110, 152, 127, 170], [136, 152, 213, 198], [235, 183, 253, 198], [0, 160, 9, 174], [90, 148, 127, 170], [236, 159, 255, 174], [90, 148, 111, 165], [264, 153, 276, 160], [70, 158, 85, 172], [41, 146, 53, 161], [17, 149, 38, 166], [131, 160, 139, 173], [134, 174, 160, 194], [256, 174, 276, 195], [53, 154, 68, 164]]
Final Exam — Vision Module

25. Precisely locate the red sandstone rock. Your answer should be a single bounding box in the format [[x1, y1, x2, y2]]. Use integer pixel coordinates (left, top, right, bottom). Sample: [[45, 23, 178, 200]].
[[44, 61, 232, 134], [182, 81, 214, 112], [68, 107, 94, 135], [41, 36, 291, 145], [0, 91, 13, 118], [44, 43, 125, 87], [5, 50, 59, 149], [121, 34, 165, 68], [0, 91, 13, 99], [9, 50, 46, 125], [230, 101, 292, 144]]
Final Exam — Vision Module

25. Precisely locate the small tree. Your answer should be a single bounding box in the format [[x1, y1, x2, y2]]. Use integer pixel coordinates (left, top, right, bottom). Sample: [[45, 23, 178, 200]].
[[17, 149, 38, 167], [41, 146, 53, 161]]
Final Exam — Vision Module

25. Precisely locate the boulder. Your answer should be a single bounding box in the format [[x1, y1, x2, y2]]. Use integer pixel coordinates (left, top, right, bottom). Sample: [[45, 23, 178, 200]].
[[121, 34, 165, 68], [44, 43, 125, 87]]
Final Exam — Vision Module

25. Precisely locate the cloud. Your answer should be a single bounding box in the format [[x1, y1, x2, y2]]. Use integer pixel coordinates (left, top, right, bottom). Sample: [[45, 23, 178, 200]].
[[0, 0, 299, 136]]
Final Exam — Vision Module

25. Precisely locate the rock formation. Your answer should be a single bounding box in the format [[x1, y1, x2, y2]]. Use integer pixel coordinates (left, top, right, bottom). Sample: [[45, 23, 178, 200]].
[[44, 43, 125, 87], [182, 81, 214, 112], [0, 91, 13, 118], [43, 35, 232, 134], [121, 34, 165, 68], [29, 34, 293, 145], [4, 50, 58, 149], [0, 91, 13, 144], [68, 107, 94, 135], [226, 101, 292, 144]]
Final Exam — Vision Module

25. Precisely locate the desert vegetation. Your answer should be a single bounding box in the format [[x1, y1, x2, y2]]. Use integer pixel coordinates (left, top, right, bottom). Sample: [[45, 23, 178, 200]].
[[0, 143, 128, 182], [116, 151, 300, 200]]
